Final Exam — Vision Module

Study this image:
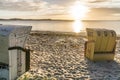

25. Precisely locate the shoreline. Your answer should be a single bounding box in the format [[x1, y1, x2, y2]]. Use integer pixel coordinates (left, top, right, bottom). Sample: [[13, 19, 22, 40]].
[[31, 30, 120, 39], [30, 30, 86, 36]]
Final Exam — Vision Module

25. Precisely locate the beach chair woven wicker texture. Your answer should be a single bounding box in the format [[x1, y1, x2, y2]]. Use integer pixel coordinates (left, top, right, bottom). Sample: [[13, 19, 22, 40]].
[[85, 28, 116, 61]]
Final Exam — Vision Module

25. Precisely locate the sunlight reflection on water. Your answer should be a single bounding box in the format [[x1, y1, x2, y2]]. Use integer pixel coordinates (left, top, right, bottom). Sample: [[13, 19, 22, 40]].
[[72, 20, 83, 33]]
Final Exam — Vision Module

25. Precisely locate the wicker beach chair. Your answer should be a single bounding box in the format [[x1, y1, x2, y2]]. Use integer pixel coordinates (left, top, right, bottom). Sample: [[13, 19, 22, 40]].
[[84, 28, 116, 61]]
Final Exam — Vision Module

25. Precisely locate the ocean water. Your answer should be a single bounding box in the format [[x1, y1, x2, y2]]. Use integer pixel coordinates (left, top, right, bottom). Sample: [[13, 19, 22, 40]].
[[0, 20, 120, 34]]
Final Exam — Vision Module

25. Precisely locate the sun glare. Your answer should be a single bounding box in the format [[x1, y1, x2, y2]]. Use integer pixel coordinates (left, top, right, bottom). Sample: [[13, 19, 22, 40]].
[[70, 1, 89, 33], [69, 1, 89, 20]]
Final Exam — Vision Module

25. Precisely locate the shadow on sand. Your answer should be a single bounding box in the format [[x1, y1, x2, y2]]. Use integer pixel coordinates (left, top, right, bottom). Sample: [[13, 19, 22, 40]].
[[85, 58, 120, 80]]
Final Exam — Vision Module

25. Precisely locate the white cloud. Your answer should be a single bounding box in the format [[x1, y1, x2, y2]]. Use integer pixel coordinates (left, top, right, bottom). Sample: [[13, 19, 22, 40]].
[[86, 0, 120, 8], [0, 0, 46, 11]]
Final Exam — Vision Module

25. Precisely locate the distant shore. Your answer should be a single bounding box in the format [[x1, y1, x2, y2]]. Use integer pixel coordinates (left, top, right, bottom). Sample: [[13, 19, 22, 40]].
[[1, 18, 120, 21]]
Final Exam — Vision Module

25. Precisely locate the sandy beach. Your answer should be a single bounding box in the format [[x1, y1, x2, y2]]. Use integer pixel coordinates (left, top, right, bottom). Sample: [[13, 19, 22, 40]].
[[19, 31, 120, 80]]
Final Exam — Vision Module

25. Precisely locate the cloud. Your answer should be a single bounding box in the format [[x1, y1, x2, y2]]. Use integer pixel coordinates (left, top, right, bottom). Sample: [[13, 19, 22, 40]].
[[0, 0, 74, 11], [87, 0, 120, 8], [43, 0, 75, 6], [0, 0, 47, 11], [87, 0, 108, 3], [85, 8, 120, 20], [0, 0, 120, 20], [0, 0, 120, 11], [89, 8, 120, 15], [0, 0, 70, 18]]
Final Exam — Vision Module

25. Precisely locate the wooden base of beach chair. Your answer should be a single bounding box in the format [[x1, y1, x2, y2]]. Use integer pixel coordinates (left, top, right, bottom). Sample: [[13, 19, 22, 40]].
[[85, 41, 116, 61], [86, 52, 115, 61]]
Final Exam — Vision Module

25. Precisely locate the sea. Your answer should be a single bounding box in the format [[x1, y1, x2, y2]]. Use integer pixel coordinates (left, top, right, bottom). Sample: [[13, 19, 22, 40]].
[[0, 20, 120, 35]]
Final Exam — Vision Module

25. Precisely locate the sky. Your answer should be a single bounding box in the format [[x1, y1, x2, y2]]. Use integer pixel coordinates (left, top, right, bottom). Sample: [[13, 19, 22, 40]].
[[0, 0, 120, 20]]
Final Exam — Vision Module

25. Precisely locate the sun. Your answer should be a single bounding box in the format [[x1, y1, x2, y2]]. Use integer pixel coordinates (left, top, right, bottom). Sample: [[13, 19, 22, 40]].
[[69, 1, 89, 20], [69, 1, 89, 33]]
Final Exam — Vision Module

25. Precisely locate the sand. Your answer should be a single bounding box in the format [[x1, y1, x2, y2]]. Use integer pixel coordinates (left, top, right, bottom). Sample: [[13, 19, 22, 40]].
[[20, 31, 120, 80]]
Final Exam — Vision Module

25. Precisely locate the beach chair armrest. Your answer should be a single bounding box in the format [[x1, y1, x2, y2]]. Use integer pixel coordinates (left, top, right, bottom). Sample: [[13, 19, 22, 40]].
[[85, 40, 95, 52], [8, 46, 30, 71]]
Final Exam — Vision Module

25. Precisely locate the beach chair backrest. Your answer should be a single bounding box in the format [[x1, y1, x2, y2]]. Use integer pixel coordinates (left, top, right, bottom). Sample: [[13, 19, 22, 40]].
[[106, 30, 116, 52], [86, 28, 103, 52], [86, 28, 116, 52]]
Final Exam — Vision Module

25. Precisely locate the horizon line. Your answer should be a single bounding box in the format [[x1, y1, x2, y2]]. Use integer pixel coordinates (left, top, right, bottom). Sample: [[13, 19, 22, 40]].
[[0, 18, 120, 21]]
